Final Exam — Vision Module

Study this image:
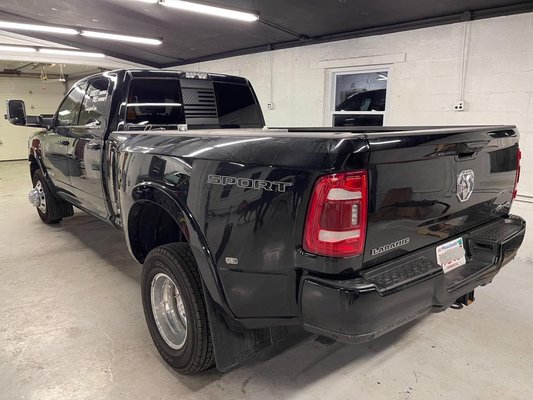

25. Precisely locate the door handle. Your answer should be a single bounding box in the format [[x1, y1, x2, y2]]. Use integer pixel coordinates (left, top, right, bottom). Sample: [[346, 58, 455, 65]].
[[87, 143, 101, 150], [57, 140, 69, 146]]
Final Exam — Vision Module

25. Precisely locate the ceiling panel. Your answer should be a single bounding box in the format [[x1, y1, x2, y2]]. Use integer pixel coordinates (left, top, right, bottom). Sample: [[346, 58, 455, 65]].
[[0, 0, 532, 67], [0, 60, 102, 75]]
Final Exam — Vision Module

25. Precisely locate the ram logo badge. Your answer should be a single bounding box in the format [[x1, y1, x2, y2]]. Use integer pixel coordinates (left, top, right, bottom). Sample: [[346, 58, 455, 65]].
[[207, 174, 293, 192], [371, 237, 410, 256], [457, 169, 475, 203]]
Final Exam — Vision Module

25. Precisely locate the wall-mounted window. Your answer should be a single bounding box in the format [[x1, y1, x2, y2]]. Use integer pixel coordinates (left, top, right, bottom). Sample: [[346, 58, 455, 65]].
[[330, 69, 388, 127]]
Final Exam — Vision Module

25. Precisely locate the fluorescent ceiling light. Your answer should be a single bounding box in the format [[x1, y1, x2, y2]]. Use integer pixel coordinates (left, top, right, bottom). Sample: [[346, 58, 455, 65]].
[[161, 0, 259, 22], [81, 30, 162, 45], [0, 20, 78, 35], [0, 20, 161, 45], [0, 45, 36, 53], [39, 48, 106, 58]]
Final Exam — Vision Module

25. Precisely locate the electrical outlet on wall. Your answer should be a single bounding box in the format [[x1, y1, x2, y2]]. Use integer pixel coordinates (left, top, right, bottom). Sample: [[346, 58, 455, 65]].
[[453, 100, 465, 111], [267, 102, 274, 110]]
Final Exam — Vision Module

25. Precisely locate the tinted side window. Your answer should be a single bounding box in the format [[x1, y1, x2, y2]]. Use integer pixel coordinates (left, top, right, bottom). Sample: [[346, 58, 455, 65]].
[[79, 78, 110, 126], [126, 78, 185, 126], [56, 84, 86, 126], [213, 82, 262, 127]]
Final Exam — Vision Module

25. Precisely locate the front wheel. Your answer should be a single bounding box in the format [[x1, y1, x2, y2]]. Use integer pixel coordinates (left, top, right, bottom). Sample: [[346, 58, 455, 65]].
[[141, 243, 214, 374], [31, 170, 68, 224]]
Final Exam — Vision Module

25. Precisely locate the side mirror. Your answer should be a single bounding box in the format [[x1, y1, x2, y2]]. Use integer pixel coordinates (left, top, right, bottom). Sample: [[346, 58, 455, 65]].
[[41, 116, 54, 130], [6, 99, 27, 126]]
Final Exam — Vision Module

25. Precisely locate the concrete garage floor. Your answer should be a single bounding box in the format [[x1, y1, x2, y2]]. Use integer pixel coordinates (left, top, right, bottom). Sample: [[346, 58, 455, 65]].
[[1, 160, 532, 400]]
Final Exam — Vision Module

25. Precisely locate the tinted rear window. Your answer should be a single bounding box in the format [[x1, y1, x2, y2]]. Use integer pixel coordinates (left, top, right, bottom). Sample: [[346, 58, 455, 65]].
[[126, 78, 185, 126], [123, 77, 263, 129], [213, 82, 263, 127]]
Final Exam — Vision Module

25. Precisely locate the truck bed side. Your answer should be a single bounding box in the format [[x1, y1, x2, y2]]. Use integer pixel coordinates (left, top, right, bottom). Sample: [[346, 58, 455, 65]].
[[109, 125, 519, 321]]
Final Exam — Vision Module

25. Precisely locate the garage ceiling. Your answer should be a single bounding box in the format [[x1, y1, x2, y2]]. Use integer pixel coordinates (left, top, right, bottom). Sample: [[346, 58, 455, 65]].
[[0, 0, 532, 68], [0, 60, 104, 79]]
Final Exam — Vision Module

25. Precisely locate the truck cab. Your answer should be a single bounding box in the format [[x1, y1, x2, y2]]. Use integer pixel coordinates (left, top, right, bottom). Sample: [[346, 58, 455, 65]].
[[22, 70, 265, 221]]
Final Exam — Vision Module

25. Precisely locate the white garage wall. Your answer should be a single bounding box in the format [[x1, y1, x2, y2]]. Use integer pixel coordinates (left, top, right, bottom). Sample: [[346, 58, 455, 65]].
[[0, 77, 66, 161], [180, 12, 533, 260]]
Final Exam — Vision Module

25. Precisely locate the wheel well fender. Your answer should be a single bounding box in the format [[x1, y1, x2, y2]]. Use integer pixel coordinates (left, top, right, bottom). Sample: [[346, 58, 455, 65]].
[[28, 140, 52, 184], [29, 153, 39, 180], [29, 147, 45, 179], [126, 184, 234, 317]]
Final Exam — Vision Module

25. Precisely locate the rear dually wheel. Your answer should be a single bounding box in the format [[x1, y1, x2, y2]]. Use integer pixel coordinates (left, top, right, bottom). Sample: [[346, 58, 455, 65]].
[[141, 243, 215, 374]]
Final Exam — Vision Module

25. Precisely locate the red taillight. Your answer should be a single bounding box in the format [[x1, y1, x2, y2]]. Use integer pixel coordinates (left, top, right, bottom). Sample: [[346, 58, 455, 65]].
[[513, 148, 521, 200], [303, 171, 368, 257]]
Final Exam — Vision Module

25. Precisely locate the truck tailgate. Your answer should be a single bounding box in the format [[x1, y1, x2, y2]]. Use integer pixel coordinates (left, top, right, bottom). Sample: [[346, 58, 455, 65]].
[[363, 127, 519, 267]]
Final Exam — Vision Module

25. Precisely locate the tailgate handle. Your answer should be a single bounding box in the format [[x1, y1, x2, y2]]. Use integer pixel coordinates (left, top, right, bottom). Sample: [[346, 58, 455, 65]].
[[456, 141, 490, 160]]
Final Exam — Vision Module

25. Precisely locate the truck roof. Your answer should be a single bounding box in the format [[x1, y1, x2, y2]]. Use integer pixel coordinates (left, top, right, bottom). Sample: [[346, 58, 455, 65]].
[[77, 68, 248, 85]]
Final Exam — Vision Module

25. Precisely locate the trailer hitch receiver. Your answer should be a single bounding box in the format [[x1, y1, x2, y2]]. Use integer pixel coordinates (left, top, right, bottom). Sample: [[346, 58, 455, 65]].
[[453, 291, 475, 308]]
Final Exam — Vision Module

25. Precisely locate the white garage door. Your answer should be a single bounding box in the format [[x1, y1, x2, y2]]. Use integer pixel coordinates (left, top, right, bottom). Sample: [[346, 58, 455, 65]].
[[0, 77, 65, 161]]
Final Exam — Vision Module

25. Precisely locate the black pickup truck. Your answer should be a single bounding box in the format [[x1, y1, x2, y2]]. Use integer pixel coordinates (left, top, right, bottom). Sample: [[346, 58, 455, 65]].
[[6, 69, 525, 374]]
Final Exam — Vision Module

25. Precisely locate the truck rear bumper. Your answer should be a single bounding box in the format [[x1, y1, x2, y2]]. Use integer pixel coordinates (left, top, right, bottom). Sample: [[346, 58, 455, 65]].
[[300, 215, 526, 343]]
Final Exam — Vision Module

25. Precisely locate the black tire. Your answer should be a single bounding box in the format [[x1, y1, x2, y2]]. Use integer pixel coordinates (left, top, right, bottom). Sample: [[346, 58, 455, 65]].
[[32, 170, 71, 224], [141, 243, 215, 374]]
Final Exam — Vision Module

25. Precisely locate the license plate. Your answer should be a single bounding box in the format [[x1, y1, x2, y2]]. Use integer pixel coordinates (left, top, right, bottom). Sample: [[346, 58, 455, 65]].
[[436, 238, 466, 273]]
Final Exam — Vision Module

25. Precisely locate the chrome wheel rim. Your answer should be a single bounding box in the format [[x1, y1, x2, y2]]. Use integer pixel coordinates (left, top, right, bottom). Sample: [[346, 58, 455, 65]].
[[34, 181, 47, 214], [150, 272, 187, 350]]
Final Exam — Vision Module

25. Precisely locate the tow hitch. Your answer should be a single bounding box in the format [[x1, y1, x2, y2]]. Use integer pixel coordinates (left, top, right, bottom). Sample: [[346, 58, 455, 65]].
[[452, 291, 475, 309]]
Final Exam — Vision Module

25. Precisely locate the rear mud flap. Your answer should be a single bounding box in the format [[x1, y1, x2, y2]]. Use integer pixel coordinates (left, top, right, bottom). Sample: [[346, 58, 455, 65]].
[[205, 294, 287, 372]]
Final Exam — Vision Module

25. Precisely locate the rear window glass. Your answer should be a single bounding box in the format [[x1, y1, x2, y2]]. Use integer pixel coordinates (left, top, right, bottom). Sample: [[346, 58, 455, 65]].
[[213, 82, 262, 127], [126, 78, 185, 126]]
